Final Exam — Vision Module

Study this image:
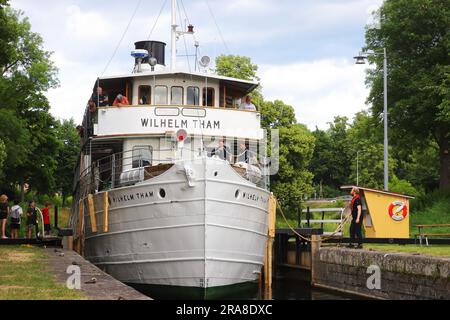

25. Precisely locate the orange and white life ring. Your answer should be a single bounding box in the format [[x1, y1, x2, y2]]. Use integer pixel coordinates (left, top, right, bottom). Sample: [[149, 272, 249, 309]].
[[388, 201, 408, 221]]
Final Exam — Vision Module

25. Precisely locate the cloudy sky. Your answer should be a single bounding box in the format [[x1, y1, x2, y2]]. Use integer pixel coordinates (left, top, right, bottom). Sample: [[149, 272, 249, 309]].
[[10, 0, 383, 130]]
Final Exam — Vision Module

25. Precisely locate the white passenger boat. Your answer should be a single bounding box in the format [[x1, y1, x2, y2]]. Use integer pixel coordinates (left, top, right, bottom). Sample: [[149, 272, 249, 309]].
[[71, 0, 271, 299]]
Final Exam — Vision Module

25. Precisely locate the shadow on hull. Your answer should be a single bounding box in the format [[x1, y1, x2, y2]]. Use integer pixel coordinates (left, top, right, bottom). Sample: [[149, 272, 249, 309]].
[[128, 281, 260, 300]]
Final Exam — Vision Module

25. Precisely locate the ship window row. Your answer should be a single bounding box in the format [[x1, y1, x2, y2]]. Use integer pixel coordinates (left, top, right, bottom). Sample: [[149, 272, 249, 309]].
[[138, 85, 214, 107]]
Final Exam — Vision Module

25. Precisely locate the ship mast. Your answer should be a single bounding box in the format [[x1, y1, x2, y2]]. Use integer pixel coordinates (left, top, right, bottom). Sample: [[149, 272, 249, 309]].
[[171, 0, 177, 71]]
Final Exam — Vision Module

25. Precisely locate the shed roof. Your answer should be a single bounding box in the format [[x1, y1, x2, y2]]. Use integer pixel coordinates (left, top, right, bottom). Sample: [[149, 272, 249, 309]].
[[340, 185, 415, 199]]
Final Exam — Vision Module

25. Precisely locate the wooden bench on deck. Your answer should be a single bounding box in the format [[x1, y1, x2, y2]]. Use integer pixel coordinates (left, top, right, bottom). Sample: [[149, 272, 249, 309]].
[[413, 224, 450, 246]]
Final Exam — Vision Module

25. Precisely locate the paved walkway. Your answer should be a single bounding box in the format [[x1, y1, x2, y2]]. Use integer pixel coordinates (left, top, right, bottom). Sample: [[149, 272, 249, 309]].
[[45, 248, 151, 300]]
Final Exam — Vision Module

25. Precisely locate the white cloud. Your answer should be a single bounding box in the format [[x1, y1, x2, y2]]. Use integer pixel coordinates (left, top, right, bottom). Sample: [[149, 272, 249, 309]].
[[66, 5, 112, 40], [259, 59, 371, 130]]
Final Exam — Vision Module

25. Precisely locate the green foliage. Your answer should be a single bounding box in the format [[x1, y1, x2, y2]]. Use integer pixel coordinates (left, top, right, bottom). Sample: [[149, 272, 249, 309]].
[[0, 6, 61, 196], [389, 176, 421, 197], [309, 116, 352, 189], [272, 124, 315, 217], [411, 189, 450, 213], [365, 0, 450, 189], [260, 99, 296, 130], [0, 139, 5, 176], [215, 54, 259, 81], [54, 119, 80, 205]]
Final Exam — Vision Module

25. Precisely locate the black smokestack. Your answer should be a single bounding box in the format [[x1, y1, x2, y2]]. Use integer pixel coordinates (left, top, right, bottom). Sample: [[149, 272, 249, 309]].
[[134, 41, 166, 66]]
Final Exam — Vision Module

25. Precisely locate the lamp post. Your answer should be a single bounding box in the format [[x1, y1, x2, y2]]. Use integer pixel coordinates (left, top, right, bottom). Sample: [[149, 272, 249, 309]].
[[354, 48, 389, 191]]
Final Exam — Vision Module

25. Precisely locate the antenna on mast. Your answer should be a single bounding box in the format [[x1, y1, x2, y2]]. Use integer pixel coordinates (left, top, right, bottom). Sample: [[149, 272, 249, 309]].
[[171, 0, 177, 71], [171, 0, 194, 71]]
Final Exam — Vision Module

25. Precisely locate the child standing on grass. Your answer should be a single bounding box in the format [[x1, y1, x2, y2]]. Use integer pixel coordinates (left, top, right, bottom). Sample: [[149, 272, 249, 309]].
[[27, 200, 38, 239], [10, 200, 23, 239], [0, 194, 9, 239], [42, 201, 51, 236]]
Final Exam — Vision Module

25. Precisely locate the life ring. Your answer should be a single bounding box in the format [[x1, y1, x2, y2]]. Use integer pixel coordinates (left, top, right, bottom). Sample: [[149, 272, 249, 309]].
[[388, 201, 408, 221]]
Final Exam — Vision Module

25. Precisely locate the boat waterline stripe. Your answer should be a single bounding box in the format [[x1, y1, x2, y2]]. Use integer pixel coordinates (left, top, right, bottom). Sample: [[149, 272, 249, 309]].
[[84, 223, 204, 240], [90, 196, 267, 216], [207, 223, 267, 237], [84, 221, 267, 240], [89, 256, 264, 267]]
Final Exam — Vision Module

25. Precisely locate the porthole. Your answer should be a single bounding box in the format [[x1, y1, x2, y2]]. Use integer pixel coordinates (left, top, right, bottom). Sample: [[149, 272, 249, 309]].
[[214, 171, 218, 177], [159, 188, 166, 199], [235, 189, 240, 199]]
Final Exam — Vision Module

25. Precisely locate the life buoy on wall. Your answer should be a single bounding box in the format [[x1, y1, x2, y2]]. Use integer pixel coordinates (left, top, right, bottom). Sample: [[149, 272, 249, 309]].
[[388, 200, 408, 221]]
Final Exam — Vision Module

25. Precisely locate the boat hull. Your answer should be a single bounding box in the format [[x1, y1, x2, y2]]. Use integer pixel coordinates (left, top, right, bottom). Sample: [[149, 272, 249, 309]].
[[80, 157, 270, 297]]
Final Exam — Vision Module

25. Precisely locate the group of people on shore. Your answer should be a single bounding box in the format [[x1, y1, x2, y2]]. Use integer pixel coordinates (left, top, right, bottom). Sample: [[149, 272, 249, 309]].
[[0, 195, 52, 239]]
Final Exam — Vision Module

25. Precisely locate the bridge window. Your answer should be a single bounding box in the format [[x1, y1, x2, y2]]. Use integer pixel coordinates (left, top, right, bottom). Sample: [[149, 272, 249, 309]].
[[132, 146, 153, 168], [202, 87, 215, 107], [154, 86, 168, 105], [187, 86, 200, 106], [171, 86, 184, 105], [139, 85, 151, 105]]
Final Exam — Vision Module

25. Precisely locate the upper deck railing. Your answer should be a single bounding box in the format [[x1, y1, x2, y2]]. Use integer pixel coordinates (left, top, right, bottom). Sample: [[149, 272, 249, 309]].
[[75, 145, 269, 198]]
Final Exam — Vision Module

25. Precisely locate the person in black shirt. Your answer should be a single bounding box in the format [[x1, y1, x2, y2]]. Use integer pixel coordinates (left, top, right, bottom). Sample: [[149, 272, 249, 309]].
[[27, 200, 39, 239], [89, 86, 109, 108], [235, 143, 257, 164], [348, 187, 363, 249], [210, 139, 232, 162]]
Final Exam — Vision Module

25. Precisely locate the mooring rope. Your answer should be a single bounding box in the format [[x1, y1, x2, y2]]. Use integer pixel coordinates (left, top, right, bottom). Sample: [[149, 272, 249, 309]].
[[275, 199, 352, 243]]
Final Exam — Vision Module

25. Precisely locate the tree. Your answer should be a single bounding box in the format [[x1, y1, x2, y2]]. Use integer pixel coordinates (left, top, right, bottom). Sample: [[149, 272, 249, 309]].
[[55, 119, 80, 206], [365, 0, 450, 189], [346, 111, 396, 189], [0, 6, 59, 192], [215, 55, 259, 81], [0, 139, 5, 176], [272, 124, 315, 215]]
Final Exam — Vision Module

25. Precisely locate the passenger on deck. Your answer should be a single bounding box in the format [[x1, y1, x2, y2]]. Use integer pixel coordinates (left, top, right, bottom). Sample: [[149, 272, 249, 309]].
[[140, 95, 148, 105], [235, 143, 257, 164], [0, 194, 9, 239], [89, 86, 109, 111], [113, 94, 130, 107], [210, 139, 232, 162], [239, 95, 256, 111]]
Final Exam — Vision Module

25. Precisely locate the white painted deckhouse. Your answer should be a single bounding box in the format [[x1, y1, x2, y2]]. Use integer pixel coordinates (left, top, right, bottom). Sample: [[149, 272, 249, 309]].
[[71, 0, 271, 299]]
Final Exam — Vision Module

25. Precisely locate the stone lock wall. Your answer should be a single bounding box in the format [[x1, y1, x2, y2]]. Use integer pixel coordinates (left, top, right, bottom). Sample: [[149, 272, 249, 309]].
[[313, 247, 450, 300]]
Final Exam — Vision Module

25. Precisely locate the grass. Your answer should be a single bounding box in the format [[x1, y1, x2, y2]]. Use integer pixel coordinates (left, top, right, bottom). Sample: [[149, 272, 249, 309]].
[[363, 244, 450, 257], [0, 245, 85, 300]]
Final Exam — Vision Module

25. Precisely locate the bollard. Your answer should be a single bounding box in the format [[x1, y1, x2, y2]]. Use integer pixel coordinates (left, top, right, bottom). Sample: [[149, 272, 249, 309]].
[[310, 234, 321, 286], [54, 205, 58, 229]]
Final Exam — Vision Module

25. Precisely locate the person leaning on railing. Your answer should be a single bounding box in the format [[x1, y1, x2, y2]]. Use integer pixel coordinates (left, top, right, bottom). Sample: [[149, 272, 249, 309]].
[[113, 94, 130, 107], [239, 95, 256, 111], [87, 86, 109, 136]]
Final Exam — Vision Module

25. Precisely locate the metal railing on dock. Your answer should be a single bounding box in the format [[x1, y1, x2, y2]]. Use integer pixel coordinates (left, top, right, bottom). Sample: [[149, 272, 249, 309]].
[[299, 207, 346, 237]]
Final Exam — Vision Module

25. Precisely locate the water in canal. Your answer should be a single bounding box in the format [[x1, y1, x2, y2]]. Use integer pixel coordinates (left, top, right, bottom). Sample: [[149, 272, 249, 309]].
[[134, 279, 361, 300]]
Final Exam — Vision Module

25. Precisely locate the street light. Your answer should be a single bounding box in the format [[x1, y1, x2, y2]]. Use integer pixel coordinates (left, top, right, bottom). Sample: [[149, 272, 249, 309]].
[[354, 48, 389, 191]]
